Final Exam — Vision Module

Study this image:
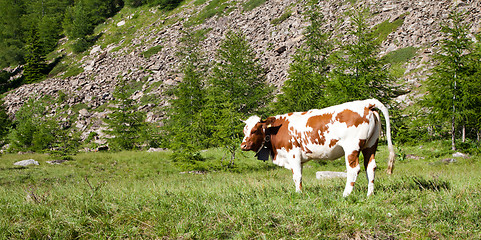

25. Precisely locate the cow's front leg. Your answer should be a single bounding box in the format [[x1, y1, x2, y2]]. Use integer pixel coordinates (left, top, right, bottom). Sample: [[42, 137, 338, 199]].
[[292, 164, 303, 193], [290, 153, 303, 193], [343, 150, 361, 197]]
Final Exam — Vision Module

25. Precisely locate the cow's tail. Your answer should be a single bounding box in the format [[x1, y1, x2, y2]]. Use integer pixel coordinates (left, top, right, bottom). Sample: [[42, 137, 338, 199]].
[[369, 99, 395, 174]]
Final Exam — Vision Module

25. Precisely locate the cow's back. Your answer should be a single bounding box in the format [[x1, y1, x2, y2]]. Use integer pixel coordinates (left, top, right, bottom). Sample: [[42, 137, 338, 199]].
[[271, 100, 380, 162]]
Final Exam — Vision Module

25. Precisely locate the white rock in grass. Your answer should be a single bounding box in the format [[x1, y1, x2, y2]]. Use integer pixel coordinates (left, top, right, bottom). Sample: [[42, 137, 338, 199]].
[[117, 20, 125, 27], [453, 152, 468, 158], [316, 171, 347, 180], [14, 159, 39, 166]]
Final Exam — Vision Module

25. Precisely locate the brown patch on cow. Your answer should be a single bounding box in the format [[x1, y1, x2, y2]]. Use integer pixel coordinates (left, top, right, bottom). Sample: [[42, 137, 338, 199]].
[[292, 154, 296, 159], [305, 113, 333, 146], [348, 150, 360, 168], [358, 139, 366, 149], [288, 112, 294, 116], [329, 139, 339, 148], [364, 104, 375, 117], [336, 109, 369, 128], [269, 116, 293, 153], [350, 182, 355, 186], [362, 140, 378, 169]]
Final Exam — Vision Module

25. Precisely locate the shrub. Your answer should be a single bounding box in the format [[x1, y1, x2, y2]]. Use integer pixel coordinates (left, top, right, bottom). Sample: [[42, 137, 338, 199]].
[[0, 101, 12, 144], [7, 97, 58, 152]]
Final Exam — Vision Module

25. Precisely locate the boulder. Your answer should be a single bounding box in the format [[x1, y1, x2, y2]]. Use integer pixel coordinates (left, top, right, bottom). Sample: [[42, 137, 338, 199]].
[[14, 159, 39, 166], [453, 152, 468, 158], [316, 171, 347, 179]]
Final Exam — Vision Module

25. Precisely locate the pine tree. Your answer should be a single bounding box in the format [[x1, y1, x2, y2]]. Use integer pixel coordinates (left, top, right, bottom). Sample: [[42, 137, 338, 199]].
[[0, 0, 26, 68], [327, 8, 396, 106], [206, 31, 272, 164], [423, 11, 475, 150], [104, 78, 147, 150], [23, 27, 47, 84], [163, 28, 208, 163], [274, 2, 333, 113]]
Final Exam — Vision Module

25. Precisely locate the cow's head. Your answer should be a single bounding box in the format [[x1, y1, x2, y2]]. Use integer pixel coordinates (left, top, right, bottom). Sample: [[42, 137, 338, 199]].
[[240, 116, 280, 152]]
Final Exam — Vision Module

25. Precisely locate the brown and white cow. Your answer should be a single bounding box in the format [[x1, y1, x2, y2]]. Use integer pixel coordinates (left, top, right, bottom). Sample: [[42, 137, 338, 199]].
[[241, 99, 395, 197]]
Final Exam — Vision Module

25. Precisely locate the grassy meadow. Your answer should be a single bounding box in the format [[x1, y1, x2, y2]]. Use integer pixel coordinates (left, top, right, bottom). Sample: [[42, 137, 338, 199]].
[[1, 141, 481, 239]]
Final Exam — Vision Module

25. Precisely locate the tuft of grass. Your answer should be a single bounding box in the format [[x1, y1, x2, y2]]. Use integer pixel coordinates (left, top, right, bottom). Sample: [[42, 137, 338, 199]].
[[62, 66, 84, 79], [383, 46, 418, 65], [383, 46, 418, 78], [184, 0, 234, 27], [242, 0, 266, 11], [142, 45, 164, 58], [372, 13, 408, 44], [271, 9, 292, 25]]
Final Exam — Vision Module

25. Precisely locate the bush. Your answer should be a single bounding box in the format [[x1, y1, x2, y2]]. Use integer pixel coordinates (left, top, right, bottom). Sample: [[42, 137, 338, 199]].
[[7, 97, 57, 152], [150, 0, 183, 10], [71, 37, 92, 53], [0, 101, 12, 144]]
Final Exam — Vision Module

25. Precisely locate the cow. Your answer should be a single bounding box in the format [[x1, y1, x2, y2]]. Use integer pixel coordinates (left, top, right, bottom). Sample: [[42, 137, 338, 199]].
[[240, 99, 395, 197]]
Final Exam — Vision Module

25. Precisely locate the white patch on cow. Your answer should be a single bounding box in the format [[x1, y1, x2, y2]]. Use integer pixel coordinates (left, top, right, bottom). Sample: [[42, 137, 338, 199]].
[[242, 115, 261, 143]]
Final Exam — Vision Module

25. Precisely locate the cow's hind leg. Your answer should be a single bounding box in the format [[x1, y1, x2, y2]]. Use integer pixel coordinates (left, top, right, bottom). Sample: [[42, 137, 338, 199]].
[[362, 141, 378, 196], [343, 149, 361, 197]]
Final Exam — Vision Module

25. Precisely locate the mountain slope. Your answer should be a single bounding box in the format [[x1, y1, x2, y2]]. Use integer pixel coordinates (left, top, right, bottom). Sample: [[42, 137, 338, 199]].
[[2, 0, 480, 141]]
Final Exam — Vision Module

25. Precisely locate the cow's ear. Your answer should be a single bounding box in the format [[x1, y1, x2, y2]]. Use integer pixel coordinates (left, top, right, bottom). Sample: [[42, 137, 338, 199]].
[[266, 124, 282, 135]]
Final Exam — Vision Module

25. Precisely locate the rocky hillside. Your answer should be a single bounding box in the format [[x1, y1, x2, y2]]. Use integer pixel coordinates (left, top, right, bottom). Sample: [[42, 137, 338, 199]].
[[2, 0, 481, 142]]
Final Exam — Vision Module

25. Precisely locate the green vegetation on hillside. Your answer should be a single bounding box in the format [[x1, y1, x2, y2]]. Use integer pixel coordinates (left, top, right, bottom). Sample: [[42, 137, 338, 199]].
[[372, 13, 408, 44]]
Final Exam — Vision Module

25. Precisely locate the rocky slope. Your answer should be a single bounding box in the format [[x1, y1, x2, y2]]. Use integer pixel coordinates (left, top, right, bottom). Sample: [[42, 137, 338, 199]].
[[2, 0, 481, 142]]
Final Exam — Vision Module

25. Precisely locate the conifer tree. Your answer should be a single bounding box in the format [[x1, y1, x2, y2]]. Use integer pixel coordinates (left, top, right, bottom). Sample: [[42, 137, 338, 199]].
[[274, 2, 333, 113], [23, 27, 47, 84], [327, 8, 396, 106], [104, 78, 147, 150], [206, 31, 272, 163], [424, 11, 478, 149], [163, 28, 208, 163]]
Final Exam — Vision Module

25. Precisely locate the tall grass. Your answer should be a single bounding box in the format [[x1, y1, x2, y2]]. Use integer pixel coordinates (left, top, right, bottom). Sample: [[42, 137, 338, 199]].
[[1, 141, 480, 239]]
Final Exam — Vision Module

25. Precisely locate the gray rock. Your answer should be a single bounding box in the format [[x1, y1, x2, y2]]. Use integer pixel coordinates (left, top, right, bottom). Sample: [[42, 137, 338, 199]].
[[316, 171, 347, 179], [453, 152, 468, 158], [46, 160, 68, 165], [440, 158, 457, 164], [14, 159, 39, 166]]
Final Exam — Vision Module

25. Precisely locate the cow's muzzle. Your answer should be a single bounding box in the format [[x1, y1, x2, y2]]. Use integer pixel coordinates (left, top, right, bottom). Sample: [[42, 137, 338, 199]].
[[240, 142, 250, 151]]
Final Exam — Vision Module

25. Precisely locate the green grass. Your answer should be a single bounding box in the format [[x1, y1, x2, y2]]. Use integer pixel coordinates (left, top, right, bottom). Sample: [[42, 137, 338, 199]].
[[383, 46, 418, 65], [372, 13, 408, 44], [242, 0, 266, 11], [1, 141, 480, 239], [142, 45, 164, 58], [184, 0, 234, 27], [383, 46, 418, 78], [271, 9, 292, 25]]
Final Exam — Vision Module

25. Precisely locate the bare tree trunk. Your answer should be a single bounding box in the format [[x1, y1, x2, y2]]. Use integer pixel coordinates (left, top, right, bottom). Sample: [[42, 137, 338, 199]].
[[462, 124, 466, 143], [452, 76, 456, 151], [452, 115, 456, 151]]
